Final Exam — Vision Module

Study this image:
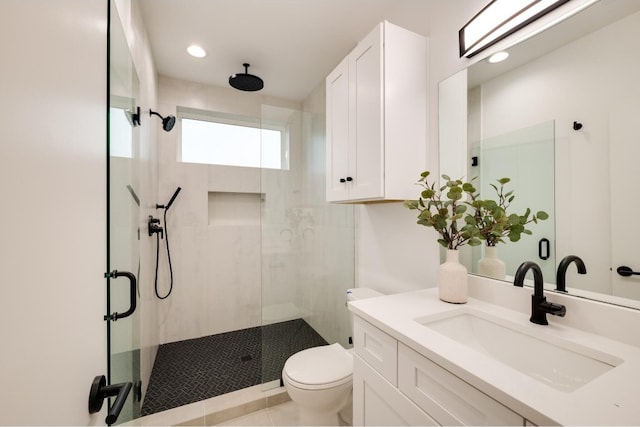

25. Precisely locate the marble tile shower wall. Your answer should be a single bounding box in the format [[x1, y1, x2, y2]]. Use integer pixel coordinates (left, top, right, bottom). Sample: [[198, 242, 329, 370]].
[[155, 76, 354, 346]]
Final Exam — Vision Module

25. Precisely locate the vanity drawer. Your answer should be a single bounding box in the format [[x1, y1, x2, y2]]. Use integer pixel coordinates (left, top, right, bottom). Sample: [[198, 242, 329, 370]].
[[398, 343, 522, 426], [354, 354, 438, 426], [354, 317, 398, 386]]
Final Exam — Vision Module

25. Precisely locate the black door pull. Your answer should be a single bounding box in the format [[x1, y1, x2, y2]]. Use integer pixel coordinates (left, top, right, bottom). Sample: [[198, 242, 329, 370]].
[[538, 238, 550, 260], [88, 375, 132, 425], [616, 266, 640, 277], [104, 270, 137, 321]]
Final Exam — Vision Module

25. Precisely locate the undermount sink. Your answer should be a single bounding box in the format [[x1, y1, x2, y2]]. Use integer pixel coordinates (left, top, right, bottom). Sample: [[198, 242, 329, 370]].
[[415, 308, 623, 392]]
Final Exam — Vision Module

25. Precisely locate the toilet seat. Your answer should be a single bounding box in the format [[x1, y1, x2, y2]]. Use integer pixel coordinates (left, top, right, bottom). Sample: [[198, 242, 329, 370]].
[[283, 343, 352, 390]]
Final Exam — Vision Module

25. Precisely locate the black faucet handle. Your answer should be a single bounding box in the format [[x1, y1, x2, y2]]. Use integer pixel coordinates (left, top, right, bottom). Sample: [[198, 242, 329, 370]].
[[541, 300, 566, 317], [530, 295, 566, 325]]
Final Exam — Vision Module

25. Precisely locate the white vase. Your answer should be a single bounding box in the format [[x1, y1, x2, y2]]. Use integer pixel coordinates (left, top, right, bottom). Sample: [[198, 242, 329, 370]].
[[477, 245, 506, 280], [437, 249, 468, 304]]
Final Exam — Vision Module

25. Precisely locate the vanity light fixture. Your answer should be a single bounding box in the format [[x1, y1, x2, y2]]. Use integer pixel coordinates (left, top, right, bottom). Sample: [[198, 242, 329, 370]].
[[488, 51, 509, 63], [459, 0, 570, 58], [186, 44, 207, 58]]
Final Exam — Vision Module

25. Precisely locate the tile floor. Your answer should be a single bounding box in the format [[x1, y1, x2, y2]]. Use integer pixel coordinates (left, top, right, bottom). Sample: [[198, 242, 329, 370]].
[[127, 383, 350, 426], [142, 319, 328, 415], [214, 400, 300, 426]]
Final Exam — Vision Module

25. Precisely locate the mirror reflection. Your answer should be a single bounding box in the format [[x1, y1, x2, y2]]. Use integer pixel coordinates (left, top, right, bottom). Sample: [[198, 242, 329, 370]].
[[440, 0, 640, 307]]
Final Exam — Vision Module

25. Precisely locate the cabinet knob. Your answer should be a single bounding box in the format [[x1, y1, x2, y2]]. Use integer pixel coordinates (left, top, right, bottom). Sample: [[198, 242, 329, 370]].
[[339, 178, 346, 183], [346, 177, 353, 182]]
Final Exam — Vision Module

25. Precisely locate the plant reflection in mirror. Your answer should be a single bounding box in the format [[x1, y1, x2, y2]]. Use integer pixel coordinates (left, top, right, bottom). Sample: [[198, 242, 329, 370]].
[[470, 177, 548, 247], [404, 172, 548, 249]]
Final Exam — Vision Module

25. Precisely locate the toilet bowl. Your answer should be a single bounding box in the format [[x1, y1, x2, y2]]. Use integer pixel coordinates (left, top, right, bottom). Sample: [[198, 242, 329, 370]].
[[283, 343, 353, 425], [282, 288, 383, 426]]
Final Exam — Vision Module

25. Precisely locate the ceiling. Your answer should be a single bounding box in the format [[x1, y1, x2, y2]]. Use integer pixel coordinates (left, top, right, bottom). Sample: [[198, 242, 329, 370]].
[[138, 0, 431, 102]]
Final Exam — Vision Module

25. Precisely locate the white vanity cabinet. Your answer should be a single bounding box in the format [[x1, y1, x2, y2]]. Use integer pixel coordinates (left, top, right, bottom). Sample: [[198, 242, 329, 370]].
[[325, 21, 427, 203], [353, 316, 527, 426]]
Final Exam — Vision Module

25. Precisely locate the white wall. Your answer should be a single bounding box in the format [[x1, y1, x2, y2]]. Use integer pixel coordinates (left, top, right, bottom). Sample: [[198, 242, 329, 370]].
[[477, 11, 640, 294], [0, 1, 107, 424]]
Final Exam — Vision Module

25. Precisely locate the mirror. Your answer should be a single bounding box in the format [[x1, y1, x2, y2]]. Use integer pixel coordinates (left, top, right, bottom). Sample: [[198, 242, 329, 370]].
[[439, 0, 640, 309]]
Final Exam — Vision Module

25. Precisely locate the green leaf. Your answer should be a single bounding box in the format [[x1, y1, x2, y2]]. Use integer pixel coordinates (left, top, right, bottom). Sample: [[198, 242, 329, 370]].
[[536, 211, 549, 220], [441, 174, 450, 181], [498, 177, 511, 185], [455, 205, 467, 214], [420, 171, 430, 178], [468, 238, 482, 246], [403, 200, 417, 209], [508, 214, 520, 225]]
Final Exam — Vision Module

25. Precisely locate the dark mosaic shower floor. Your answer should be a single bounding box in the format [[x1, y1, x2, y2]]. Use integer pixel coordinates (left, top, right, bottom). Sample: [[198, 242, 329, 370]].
[[141, 318, 328, 416]]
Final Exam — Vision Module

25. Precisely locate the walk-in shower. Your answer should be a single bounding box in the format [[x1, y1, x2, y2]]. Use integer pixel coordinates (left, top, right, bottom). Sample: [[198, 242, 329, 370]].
[[135, 102, 356, 417]]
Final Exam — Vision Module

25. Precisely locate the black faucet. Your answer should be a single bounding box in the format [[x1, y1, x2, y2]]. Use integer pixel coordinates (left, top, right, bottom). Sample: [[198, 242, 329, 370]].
[[556, 255, 587, 292], [514, 261, 566, 325]]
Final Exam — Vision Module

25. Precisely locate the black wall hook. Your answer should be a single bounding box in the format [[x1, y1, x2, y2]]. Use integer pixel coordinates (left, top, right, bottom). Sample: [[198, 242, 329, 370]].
[[573, 121, 583, 131]]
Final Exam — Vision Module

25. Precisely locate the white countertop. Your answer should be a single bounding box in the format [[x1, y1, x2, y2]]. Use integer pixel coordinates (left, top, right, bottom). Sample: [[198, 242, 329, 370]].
[[349, 288, 640, 426]]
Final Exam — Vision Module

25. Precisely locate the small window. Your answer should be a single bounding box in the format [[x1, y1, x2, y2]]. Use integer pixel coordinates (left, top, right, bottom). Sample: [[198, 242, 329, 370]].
[[180, 109, 288, 170], [110, 107, 134, 158]]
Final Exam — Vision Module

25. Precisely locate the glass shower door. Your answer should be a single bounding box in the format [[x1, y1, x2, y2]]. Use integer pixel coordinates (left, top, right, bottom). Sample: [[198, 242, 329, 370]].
[[106, 1, 141, 423], [259, 103, 356, 390]]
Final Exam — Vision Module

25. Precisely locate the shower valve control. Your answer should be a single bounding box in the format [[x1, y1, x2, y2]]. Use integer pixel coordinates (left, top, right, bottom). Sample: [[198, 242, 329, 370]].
[[148, 216, 164, 238]]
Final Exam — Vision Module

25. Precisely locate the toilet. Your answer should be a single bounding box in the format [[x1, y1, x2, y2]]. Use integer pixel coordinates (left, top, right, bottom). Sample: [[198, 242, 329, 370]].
[[282, 288, 383, 426]]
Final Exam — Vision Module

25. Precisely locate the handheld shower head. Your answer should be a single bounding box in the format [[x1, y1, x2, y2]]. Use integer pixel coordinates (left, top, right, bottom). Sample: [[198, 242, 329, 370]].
[[165, 187, 182, 210], [229, 63, 264, 92], [156, 187, 182, 210], [150, 109, 176, 132]]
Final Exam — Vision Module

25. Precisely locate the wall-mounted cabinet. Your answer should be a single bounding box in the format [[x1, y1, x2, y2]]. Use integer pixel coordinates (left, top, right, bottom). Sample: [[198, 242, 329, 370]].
[[325, 21, 427, 203]]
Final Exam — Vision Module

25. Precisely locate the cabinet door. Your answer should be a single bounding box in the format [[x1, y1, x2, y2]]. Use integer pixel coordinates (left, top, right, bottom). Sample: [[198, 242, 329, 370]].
[[354, 355, 438, 426], [349, 23, 384, 201], [398, 343, 523, 426], [326, 56, 350, 202]]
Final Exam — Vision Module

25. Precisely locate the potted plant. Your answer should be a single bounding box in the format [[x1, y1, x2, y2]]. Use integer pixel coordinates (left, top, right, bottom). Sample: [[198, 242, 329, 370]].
[[404, 172, 481, 303], [468, 177, 549, 279]]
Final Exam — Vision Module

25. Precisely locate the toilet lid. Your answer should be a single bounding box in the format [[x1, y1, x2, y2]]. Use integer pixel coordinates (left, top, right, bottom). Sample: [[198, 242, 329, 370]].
[[283, 343, 352, 387]]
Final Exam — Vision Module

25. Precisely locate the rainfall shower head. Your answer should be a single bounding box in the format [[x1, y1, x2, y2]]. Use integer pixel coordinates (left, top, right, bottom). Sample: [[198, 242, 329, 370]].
[[149, 109, 176, 132], [229, 63, 264, 92]]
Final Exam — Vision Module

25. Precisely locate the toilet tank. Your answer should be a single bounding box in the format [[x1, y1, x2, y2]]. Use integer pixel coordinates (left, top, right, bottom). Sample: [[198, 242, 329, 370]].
[[346, 288, 383, 345]]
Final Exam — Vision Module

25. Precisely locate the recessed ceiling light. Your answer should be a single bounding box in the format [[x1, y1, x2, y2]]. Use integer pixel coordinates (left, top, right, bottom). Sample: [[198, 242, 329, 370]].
[[488, 51, 509, 63], [187, 45, 207, 58]]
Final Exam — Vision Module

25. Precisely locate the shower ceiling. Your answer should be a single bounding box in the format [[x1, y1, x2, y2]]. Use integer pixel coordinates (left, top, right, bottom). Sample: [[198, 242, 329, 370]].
[[138, 0, 432, 101]]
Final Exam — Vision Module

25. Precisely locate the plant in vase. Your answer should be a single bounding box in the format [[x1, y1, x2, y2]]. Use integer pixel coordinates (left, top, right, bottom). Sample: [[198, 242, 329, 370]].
[[404, 172, 481, 303], [468, 177, 549, 280]]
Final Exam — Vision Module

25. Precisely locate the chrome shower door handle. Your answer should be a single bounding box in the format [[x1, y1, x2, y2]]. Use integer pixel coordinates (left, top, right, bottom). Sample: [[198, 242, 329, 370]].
[[104, 270, 137, 321]]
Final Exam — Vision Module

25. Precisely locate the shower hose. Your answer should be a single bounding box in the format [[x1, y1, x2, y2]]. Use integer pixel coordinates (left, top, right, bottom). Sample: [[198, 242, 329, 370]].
[[154, 207, 175, 300]]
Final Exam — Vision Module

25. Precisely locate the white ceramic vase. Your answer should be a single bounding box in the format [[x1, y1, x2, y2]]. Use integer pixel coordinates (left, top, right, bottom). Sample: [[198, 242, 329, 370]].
[[477, 245, 506, 280], [437, 249, 468, 304]]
